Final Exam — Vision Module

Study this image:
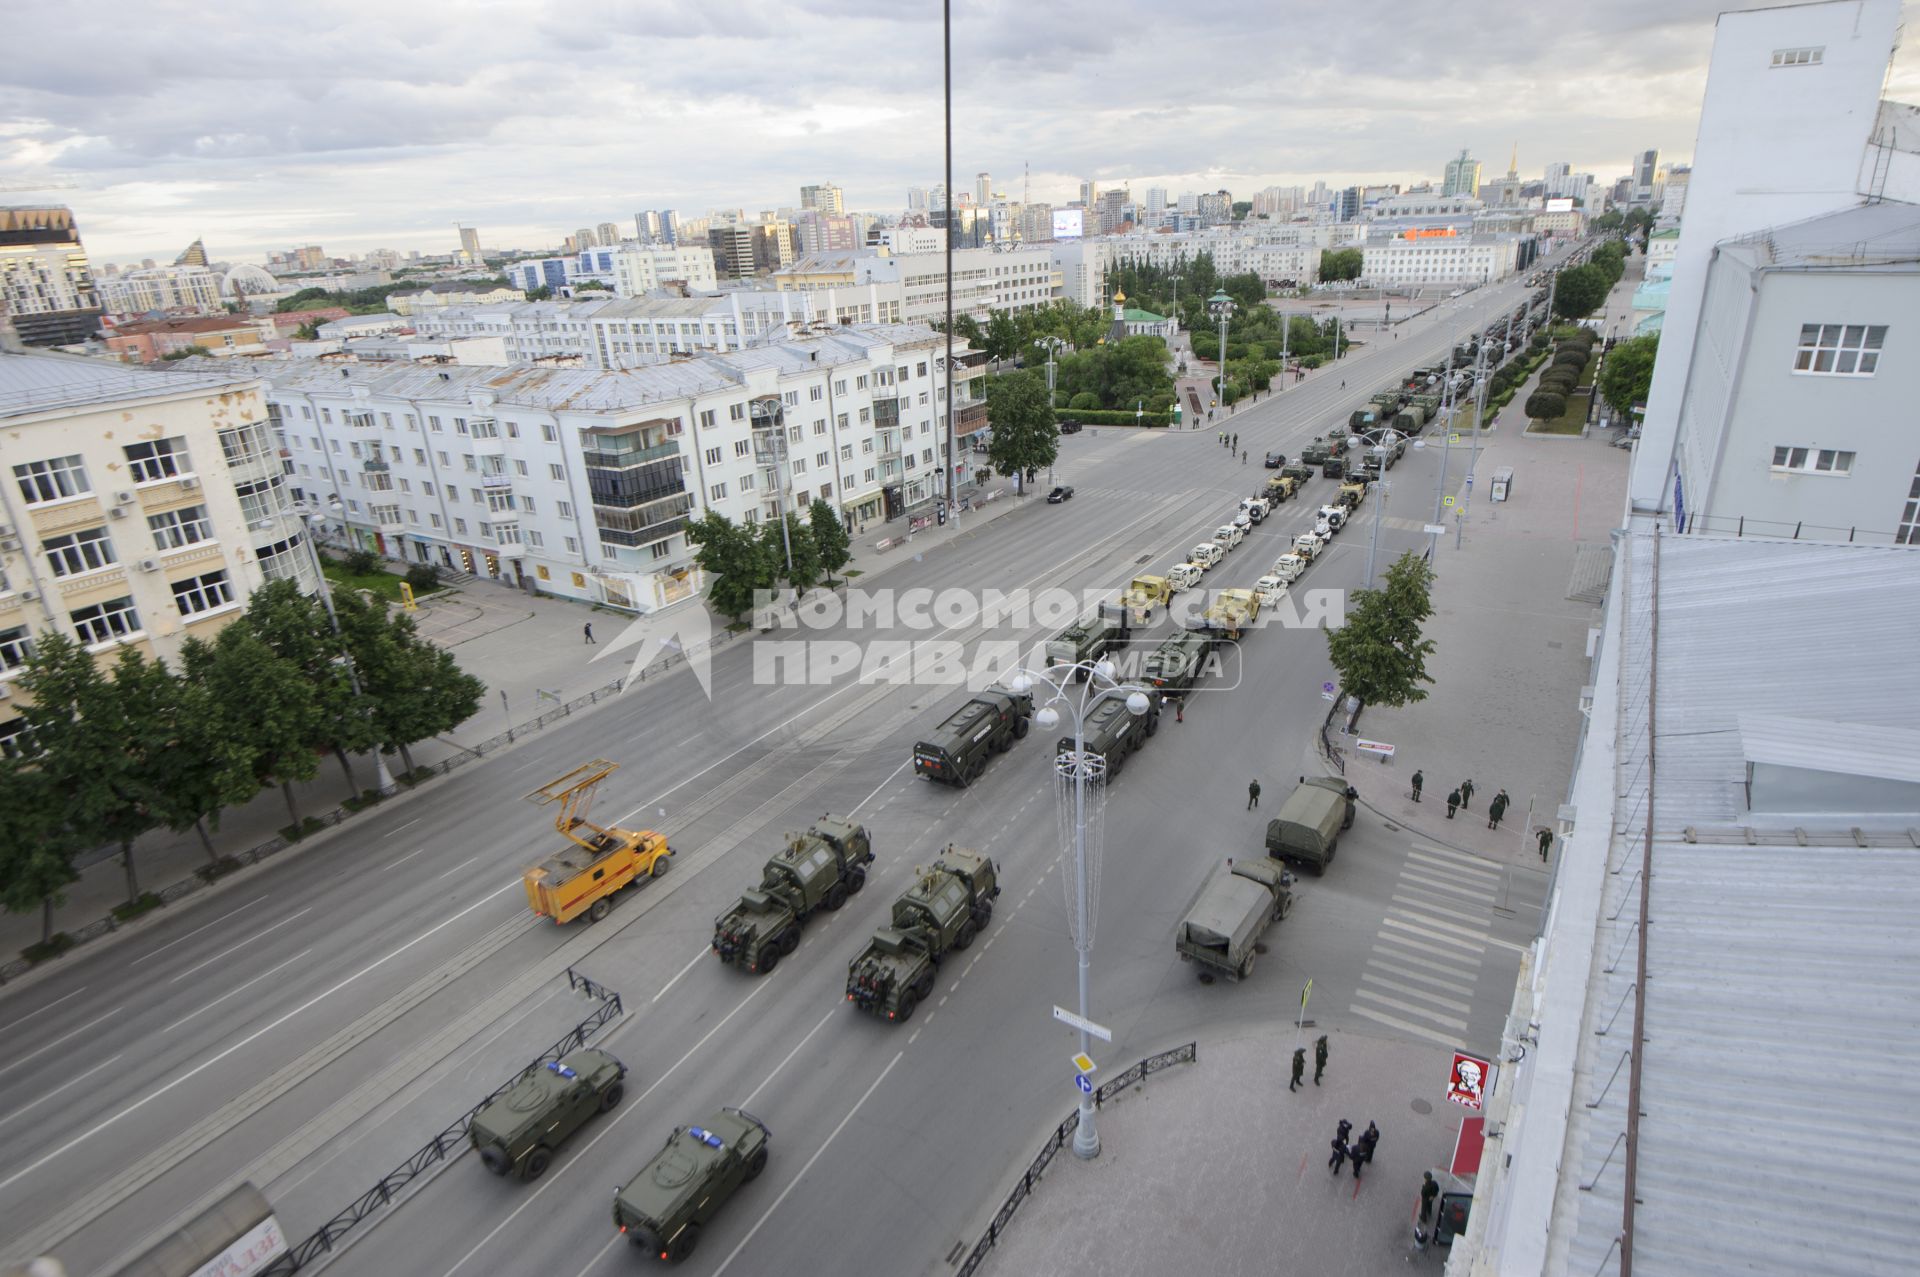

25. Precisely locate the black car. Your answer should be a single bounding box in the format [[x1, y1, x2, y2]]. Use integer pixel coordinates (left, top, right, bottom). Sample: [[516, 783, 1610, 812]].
[[1264, 452, 1285, 468], [1046, 486, 1074, 503], [1057, 419, 1083, 435]]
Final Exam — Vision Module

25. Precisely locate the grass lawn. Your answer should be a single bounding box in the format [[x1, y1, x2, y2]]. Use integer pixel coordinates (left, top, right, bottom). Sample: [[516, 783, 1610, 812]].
[[321, 560, 444, 604], [1529, 388, 1592, 435]]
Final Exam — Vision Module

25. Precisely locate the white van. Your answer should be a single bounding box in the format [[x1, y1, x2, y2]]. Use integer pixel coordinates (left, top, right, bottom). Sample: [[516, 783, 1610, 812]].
[[1168, 562, 1205, 591]]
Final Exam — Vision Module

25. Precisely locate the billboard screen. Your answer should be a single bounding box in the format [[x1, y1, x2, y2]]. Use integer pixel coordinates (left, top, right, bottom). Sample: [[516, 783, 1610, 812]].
[[1545, 197, 1574, 212], [1052, 209, 1085, 240]]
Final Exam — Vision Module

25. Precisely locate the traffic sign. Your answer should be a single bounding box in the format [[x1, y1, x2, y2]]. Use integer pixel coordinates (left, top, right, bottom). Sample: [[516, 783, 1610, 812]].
[[1052, 1006, 1113, 1042], [1322, 682, 1337, 695], [1075, 1074, 1094, 1094], [1423, 523, 1448, 536], [1322, 688, 1337, 702], [1072, 1052, 1097, 1074], [1449, 432, 1462, 443], [1443, 495, 1456, 508]]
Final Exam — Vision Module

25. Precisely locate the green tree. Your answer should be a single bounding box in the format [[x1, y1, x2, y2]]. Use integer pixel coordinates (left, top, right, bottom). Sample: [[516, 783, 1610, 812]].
[[161, 344, 213, 361], [688, 510, 776, 619], [149, 670, 259, 866], [1525, 390, 1568, 420], [571, 280, 611, 292], [1592, 210, 1624, 232], [1551, 264, 1609, 319], [809, 498, 851, 585], [982, 310, 1020, 362], [239, 580, 379, 794], [13, 637, 168, 906], [184, 627, 325, 829], [0, 757, 80, 947], [1318, 249, 1363, 282], [1325, 552, 1438, 709], [985, 370, 1059, 493], [1231, 201, 1253, 220], [334, 592, 485, 776], [294, 322, 321, 341], [523, 286, 554, 301], [1599, 334, 1659, 416], [773, 512, 822, 594]]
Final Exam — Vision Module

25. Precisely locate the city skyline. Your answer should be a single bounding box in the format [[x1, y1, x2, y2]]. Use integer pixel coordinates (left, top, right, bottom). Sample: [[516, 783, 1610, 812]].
[[7, 0, 1917, 264]]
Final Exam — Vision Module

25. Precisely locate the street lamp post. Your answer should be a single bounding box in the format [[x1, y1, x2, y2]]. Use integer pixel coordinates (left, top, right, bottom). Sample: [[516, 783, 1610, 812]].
[[751, 396, 795, 578], [1011, 660, 1152, 1162], [1035, 336, 1066, 403], [1208, 291, 1234, 415], [301, 513, 395, 796]]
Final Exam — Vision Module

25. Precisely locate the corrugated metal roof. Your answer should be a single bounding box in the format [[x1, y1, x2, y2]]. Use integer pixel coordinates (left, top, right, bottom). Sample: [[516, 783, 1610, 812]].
[[0, 348, 253, 416], [1739, 713, 1920, 785]]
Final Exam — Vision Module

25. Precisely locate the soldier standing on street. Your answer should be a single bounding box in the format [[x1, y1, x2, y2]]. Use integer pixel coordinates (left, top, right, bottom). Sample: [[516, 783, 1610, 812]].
[[1248, 779, 1262, 809], [1459, 778, 1476, 810], [1420, 1172, 1439, 1223], [1537, 826, 1554, 860], [1410, 769, 1423, 803], [1446, 788, 1461, 819], [1232, 432, 1239, 453], [1488, 789, 1510, 830], [1314, 1034, 1329, 1085], [1329, 1136, 1349, 1174], [1290, 1047, 1305, 1092]]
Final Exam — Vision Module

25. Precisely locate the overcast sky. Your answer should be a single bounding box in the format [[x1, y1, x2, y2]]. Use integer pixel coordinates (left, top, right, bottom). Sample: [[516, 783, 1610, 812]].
[[5, 0, 1917, 266]]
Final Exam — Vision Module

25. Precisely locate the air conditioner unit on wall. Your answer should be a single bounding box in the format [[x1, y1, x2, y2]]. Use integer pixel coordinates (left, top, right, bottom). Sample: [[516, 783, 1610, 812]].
[[17, 588, 37, 601], [138, 557, 161, 572], [179, 475, 200, 490], [109, 506, 127, 519], [114, 490, 135, 505]]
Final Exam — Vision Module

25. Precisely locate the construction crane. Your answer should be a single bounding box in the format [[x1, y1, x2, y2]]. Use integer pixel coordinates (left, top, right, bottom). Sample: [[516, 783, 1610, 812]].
[[521, 760, 673, 924]]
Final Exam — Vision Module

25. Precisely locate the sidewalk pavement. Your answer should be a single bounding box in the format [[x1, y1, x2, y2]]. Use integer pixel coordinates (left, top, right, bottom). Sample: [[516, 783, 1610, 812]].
[[978, 1025, 1468, 1276], [1333, 307, 1634, 872], [0, 482, 1042, 965]]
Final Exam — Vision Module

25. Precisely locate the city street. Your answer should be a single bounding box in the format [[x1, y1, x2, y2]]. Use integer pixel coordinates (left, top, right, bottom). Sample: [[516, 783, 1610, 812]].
[[0, 256, 1568, 1277]]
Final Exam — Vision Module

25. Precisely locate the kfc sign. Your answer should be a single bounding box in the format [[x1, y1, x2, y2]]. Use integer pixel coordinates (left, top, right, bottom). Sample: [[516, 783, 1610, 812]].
[[1447, 1052, 1491, 1110]]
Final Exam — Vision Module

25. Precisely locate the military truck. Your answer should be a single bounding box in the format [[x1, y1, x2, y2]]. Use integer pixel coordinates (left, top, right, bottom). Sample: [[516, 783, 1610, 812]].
[[1393, 403, 1430, 435], [1263, 775, 1357, 875], [1369, 391, 1405, 416], [913, 688, 1034, 786], [1056, 687, 1162, 777], [1270, 552, 1308, 584], [613, 1107, 770, 1264], [846, 847, 1001, 1023], [1189, 587, 1260, 640], [712, 817, 874, 974], [1299, 438, 1334, 467], [1120, 574, 1174, 623], [1337, 479, 1369, 509], [471, 1049, 627, 1181], [1175, 857, 1294, 982], [1279, 463, 1315, 486], [1321, 454, 1348, 480], [1348, 407, 1381, 432], [1047, 611, 1131, 675], [1264, 474, 1300, 504], [1143, 629, 1214, 694]]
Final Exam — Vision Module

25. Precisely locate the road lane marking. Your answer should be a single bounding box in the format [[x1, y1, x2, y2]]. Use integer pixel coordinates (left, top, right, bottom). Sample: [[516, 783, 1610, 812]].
[[0, 882, 519, 1196], [0, 984, 87, 1037], [569, 1235, 622, 1277], [385, 818, 422, 837], [438, 976, 775, 1277], [436, 853, 483, 880], [714, 1051, 904, 1276], [741, 1008, 835, 1108], [1381, 916, 1485, 954], [1360, 971, 1474, 1014], [0, 1053, 122, 1130], [653, 946, 711, 1004], [1353, 986, 1469, 1031], [849, 758, 912, 817], [1385, 907, 1492, 946], [389, 845, 430, 868], [134, 895, 272, 963], [164, 949, 315, 1033], [0, 1006, 125, 1081], [168, 908, 313, 984], [1364, 957, 1464, 993]]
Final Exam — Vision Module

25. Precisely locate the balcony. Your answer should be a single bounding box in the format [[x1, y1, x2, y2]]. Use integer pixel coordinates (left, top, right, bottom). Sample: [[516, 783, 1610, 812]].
[[876, 431, 904, 460], [469, 433, 506, 457], [594, 492, 694, 548], [492, 523, 526, 556], [480, 472, 513, 489], [361, 457, 389, 473], [873, 396, 901, 428], [345, 412, 377, 430], [582, 440, 679, 468], [957, 402, 989, 435]]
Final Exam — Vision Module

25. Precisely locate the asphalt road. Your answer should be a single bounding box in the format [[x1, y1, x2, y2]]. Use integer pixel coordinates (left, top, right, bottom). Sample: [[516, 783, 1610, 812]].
[[0, 248, 1574, 1277]]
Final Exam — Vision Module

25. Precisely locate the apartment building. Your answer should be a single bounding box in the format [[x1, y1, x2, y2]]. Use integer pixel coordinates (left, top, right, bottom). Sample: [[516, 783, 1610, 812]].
[[0, 206, 103, 348], [97, 265, 227, 317], [1359, 234, 1523, 286], [252, 324, 981, 613], [0, 350, 310, 750], [103, 315, 273, 364]]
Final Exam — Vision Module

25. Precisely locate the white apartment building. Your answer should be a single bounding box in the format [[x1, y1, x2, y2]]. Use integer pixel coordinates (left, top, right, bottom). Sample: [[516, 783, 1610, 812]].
[[412, 293, 824, 366], [252, 324, 982, 613], [1359, 234, 1522, 286], [610, 243, 719, 294], [406, 298, 616, 361], [98, 266, 227, 317], [0, 351, 311, 749], [873, 225, 946, 255]]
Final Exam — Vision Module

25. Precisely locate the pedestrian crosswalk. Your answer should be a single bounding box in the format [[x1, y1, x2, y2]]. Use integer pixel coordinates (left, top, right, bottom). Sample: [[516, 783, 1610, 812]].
[[1348, 843, 1504, 1049]]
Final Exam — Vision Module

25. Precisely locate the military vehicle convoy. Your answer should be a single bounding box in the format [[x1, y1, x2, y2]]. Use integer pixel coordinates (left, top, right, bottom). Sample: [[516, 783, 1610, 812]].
[[1056, 687, 1162, 777], [1264, 775, 1358, 875], [470, 1048, 628, 1181], [712, 817, 873, 974], [912, 687, 1034, 785], [1190, 588, 1260, 641], [613, 1107, 770, 1263], [846, 847, 1001, 1023], [1143, 630, 1214, 694], [1047, 611, 1131, 674], [1175, 857, 1294, 981]]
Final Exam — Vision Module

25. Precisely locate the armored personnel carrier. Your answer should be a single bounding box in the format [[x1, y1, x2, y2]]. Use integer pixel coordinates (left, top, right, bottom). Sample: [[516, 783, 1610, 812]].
[[469, 1048, 627, 1181], [613, 1107, 770, 1263]]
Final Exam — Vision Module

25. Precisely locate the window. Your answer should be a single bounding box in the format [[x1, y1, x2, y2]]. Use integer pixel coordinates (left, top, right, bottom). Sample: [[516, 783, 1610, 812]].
[[398, 478, 412, 493], [1900, 463, 1920, 546], [125, 437, 187, 483], [521, 497, 536, 514], [1794, 324, 1886, 376], [44, 526, 117, 576], [651, 541, 673, 560], [14, 455, 90, 504], [565, 536, 580, 553], [173, 570, 234, 618], [423, 482, 435, 497], [739, 474, 756, 492], [729, 403, 746, 421], [381, 413, 393, 429], [699, 409, 717, 429], [709, 482, 728, 501], [0, 718, 30, 759], [1771, 46, 1823, 67], [414, 448, 427, 464], [514, 460, 529, 476], [148, 505, 213, 550], [816, 452, 831, 468], [437, 450, 451, 466], [856, 375, 868, 390], [526, 530, 545, 547], [506, 422, 520, 438], [0, 625, 34, 675], [430, 513, 443, 528], [838, 413, 851, 431], [705, 446, 724, 465], [454, 518, 468, 535], [542, 424, 558, 442], [71, 596, 140, 644], [733, 440, 751, 458], [810, 386, 823, 401], [782, 391, 799, 407], [916, 362, 927, 377], [550, 463, 566, 480], [834, 380, 847, 395], [1770, 446, 1855, 475], [463, 455, 478, 471], [812, 420, 827, 436]]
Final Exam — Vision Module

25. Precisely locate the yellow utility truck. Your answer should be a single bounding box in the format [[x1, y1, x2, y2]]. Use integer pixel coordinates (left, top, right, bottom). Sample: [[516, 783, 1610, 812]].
[[522, 760, 673, 924]]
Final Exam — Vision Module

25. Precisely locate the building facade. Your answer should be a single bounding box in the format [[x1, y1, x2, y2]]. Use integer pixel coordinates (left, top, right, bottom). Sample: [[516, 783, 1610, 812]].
[[1442, 150, 1482, 198], [1359, 233, 1522, 286], [0, 206, 103, 348], [103, 315, 272, 363], [98, 266, 227, 317]]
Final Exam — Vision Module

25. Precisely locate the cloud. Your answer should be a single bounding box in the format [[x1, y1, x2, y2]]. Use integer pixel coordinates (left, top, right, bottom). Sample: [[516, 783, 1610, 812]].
[[5, 0, 1915, 262]]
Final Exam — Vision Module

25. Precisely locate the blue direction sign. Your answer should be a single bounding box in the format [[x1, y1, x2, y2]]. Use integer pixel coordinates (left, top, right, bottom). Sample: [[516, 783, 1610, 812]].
[[1075, 1074, 1094, 1095]]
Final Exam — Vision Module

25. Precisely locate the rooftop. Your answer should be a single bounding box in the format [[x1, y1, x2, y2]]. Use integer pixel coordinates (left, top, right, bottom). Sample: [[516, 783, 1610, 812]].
[[1725, 198, 1920, 272], [0, 348, 255, 418], [108, 315, 261, 336]]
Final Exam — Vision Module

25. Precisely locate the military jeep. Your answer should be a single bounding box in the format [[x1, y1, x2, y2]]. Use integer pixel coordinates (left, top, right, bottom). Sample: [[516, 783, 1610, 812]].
[[469, 1048, 626, 1180], [614, 1107, 771, 1263]]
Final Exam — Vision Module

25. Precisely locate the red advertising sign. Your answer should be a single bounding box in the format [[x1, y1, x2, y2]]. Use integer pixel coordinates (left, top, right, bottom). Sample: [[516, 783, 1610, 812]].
[[1447, 1052, 1491, 1110]]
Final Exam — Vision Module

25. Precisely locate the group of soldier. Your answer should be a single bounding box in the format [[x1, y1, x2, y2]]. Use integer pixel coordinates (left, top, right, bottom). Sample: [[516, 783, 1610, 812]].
[[1409, 770, 1533, 842], [1327, 1117, 1381, 1179]]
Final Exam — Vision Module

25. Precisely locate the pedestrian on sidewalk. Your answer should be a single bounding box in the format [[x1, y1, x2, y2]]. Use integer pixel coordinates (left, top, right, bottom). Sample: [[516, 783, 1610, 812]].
[[1488, 789, 1510, 830], [1314, 1034, 1329, 1085], [1248, 779, 1262, 810], [1537, 827, 1554, 860], [1459, 778, 1476, 810], [1420, 1172, 1439, 1223], [1446, 788, 1461, 819], [1410, 770, 1424, 803], [1290, 1047, 1305, 1092], [583, 622, 596, 644]]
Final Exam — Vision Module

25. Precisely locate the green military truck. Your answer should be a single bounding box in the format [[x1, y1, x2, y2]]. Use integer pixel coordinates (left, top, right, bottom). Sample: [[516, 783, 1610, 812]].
[[912, 687, 1034, 786], [1046, 610, 1131, 677], [1279, 463, 1315, 486], [1348, 407, 1382, 432], [1142, 630, 1214, 695], [846, 847, 1000, 1023], [1322, 453, 1348, 480], [1264, 775, 1357, 875], [1175, 857, 1294, 982], [712, 817, 873, 974], [613, 1107, 770, 1264], [470, 1048, 627, 1181], [1299, 438, 1335, 467], [1056, 688, 1162, 778]]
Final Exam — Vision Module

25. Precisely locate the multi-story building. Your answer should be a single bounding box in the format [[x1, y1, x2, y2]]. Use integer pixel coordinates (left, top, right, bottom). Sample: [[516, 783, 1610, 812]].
[[751, 219, 798, 274], [386, 282, 526, 315], [1442, 150, 1482, 198], [795, 212, 858, 254], [1658, 166, 1691, 224], [98, 266, 228, 317], [708, 224, 757, 280], [0, 206, 103, 348], [102, 315, 272, 363], [1196, 191, 1232, 225], [634, 210, 662, 243], [905, 187, 929, 211], [873, 224, 946, 255], [458, 226, 483, 264], [1631, 148, 1661, 204], [1543, 161, 1571, 196], [595, 222, 620, 249], [0, 349, 310, 738], [1078, 180, 1098, 209], [1144, 188, 1169, 226], [249, 324, 981, 610], [1096, 189, 1131, 234], [1018, 204, 1054, 244], [799, 184, 844, 215], [1359, 233, 1522, 286], [573, 227, 598, 252]]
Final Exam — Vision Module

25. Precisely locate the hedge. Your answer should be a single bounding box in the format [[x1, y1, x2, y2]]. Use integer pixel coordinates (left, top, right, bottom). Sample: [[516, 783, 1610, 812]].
[[1525, 390, 1567, 420]]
